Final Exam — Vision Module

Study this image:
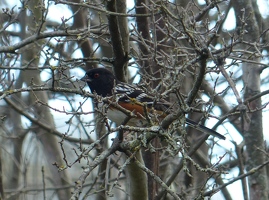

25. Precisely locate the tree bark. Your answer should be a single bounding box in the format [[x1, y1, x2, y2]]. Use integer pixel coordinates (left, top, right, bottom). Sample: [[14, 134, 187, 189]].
[[19, 0, 72, 199], [233, 0, 268, 199]]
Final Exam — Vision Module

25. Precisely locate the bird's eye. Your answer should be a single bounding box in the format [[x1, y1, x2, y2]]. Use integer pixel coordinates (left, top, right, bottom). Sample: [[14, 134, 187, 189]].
[[94, 73, 100, 78]]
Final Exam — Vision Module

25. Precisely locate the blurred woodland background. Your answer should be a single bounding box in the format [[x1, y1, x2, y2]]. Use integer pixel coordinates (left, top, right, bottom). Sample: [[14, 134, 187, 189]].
[[0, 0, 269, 199]]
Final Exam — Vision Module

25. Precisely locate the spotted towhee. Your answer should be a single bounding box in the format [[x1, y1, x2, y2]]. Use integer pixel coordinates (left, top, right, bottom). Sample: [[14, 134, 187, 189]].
[[81, 68, 225, 140]]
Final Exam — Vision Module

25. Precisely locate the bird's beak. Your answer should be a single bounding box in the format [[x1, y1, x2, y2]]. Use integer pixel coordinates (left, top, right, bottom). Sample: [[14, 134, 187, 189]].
[[80, 75, 92, 82]]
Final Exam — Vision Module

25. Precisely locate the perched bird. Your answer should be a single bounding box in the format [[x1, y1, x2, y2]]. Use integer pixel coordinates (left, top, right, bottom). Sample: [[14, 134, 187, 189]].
[[81, 68, 225, 140]]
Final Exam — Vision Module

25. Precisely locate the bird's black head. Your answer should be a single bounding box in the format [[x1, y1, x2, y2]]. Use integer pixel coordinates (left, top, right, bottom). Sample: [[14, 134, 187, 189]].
[[81, 68, 116, 97]]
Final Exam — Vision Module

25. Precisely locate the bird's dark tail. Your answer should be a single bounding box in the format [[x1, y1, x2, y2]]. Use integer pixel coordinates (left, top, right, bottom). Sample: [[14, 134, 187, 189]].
[[185, 118, 225, 140]]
